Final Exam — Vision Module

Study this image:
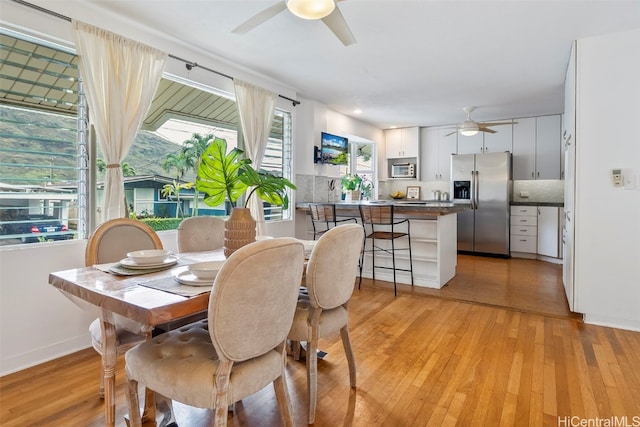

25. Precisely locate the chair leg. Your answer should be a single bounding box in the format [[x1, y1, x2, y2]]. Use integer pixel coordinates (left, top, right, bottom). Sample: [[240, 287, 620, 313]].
[[274, 374, 294, 427], [340, 326, 357, 388], [306, 334, 319, 424], [391, 238, 397, 296], [126, 376, 142, 427], [98, 369, 105, 399]]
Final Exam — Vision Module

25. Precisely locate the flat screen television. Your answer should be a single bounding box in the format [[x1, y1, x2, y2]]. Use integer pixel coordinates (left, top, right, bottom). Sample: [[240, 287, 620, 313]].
[[320, 132, 349, 165]]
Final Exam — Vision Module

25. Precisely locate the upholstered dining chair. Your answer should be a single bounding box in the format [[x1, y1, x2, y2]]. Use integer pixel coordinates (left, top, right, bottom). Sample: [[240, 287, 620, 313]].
[[177, 215, 225, 252], [84, 217, 164, 398], [288, 223, 364, 424], [124, 237, 305, 427]]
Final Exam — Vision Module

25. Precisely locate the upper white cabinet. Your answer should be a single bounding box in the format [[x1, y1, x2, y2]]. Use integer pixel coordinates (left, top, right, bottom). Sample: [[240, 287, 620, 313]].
[[456, 121, 513, 155], [421, 127, 457, 181], [385, 127, 419, 158], [512, 114, 562, 180]]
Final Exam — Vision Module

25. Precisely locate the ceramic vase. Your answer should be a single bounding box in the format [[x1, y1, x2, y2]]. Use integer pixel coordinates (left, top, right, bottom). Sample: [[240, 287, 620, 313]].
[[224, 207, 256, 257], [344, 190, 361, 202]]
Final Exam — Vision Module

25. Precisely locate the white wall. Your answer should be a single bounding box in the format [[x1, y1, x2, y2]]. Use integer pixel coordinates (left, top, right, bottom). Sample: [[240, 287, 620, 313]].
[[0, 2, 385, 374], [574, 28, 640, 330]]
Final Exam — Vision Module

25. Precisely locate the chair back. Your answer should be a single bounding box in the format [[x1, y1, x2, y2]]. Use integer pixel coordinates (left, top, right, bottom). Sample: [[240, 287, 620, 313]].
[[309, 204, 336, 222], [359, 204, 395, 225], [208, 238, 304, 362], [85, 218, 162, 266], [306, 224, 364, 310], [177, 216, 225, 252]]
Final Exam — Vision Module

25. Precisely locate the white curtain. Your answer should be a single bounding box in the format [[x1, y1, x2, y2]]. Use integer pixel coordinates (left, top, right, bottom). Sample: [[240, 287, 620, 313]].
[[233, 80, 277, 236], [73, 20, 167, 221]]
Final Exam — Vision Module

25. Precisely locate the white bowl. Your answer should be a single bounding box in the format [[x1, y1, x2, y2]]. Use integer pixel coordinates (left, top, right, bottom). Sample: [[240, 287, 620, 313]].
[[126, 249, 172, 265], [188, 260, 225, 280]]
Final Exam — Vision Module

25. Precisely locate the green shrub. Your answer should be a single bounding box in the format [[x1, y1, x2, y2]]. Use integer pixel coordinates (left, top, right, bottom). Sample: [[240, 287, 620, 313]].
[[139, 217, 183, 231]]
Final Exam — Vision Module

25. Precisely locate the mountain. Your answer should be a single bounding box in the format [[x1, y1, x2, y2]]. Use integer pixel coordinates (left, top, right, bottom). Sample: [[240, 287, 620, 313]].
[[0, 106, 188, 186]]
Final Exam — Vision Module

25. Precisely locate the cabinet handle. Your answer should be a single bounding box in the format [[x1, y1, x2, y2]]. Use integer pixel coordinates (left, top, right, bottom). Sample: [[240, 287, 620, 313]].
[[537, 171, 540, 178], [531, 172, 534, 178], [520, 239, 528, 242], [520, 229, 527, 232]]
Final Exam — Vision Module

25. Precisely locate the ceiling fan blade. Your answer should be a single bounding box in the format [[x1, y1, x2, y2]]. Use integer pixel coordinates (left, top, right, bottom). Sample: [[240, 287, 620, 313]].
[[479, 127, 497, 134], [232, 1, 287, 34], [478, 121, 513, 127], [321, 5, 356, 46]]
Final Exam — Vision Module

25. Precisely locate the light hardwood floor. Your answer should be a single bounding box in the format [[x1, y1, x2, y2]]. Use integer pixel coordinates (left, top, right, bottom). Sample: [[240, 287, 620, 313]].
[[1, 256, 639, 426]]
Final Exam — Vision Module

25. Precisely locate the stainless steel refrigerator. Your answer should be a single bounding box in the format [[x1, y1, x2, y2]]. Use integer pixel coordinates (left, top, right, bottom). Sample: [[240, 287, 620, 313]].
[[451, 152, 511, 256]]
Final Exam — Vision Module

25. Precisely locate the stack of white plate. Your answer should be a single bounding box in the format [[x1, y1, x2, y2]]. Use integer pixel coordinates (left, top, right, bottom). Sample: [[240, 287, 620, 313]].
[[120, 249, 178, 269]]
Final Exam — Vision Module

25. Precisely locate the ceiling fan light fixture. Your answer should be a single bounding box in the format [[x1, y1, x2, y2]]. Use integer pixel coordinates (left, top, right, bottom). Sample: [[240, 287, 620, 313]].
[[460, 120, 479, 136], [287, 0, 335, 20]]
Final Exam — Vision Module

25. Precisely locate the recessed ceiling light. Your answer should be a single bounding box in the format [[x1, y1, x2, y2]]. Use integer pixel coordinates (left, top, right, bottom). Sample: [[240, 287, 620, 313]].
[[353, 108, 362, 114]]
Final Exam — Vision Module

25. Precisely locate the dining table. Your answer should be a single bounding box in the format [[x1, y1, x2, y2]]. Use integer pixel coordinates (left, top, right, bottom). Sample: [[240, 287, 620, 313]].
[[48, 248, 227, 426], [48, 241, 316, 426]]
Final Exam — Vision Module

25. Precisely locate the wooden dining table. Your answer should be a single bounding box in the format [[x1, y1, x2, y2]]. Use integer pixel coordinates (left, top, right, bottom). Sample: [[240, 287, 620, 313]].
[[48, 249, 227, 427]]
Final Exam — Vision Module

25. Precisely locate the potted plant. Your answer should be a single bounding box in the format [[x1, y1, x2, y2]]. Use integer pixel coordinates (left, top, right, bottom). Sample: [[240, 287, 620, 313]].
[[195, 137, 296, 256], [341, 174, 363, 201]]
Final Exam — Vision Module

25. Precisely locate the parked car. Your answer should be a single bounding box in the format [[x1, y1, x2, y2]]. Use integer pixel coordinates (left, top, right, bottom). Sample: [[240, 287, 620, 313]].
[[1, 215, 75, 243]]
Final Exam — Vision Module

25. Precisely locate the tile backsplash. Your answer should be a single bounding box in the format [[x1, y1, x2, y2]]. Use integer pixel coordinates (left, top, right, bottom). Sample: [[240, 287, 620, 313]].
[[512, 180, 564, 203], [296, 174, 564, 204], [296, 174, 341, 203]]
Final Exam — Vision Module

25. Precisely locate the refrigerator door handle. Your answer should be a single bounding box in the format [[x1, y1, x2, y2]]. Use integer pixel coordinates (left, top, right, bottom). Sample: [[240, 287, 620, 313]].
[[470, 171, 476, 209], [474, 170, 479, 209]]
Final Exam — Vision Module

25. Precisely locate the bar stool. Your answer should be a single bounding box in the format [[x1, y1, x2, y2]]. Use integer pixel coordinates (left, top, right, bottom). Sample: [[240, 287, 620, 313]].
[[309, 203, 358, 240], [358, 204, 413, 296]]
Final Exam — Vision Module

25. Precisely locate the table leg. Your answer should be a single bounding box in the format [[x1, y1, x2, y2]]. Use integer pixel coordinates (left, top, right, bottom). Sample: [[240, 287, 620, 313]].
[[99, 318, 117, 427]]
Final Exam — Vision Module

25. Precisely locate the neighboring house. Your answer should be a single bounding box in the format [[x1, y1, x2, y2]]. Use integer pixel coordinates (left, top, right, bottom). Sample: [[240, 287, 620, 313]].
[[97, 174, 225, 219]]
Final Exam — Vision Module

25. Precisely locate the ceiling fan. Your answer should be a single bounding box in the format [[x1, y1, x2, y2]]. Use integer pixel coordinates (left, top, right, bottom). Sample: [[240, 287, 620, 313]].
[[232, 0, 356, 46], [447, 107, 516, 137]]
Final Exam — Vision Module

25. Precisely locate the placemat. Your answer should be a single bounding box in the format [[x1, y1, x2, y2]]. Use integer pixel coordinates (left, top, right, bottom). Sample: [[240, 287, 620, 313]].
[[137, 276, 210, 297], [94, 257, 198, 276]]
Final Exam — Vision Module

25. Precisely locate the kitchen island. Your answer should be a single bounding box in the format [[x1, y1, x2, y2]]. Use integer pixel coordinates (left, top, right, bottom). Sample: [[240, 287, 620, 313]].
[[296, 201, 468, 289]]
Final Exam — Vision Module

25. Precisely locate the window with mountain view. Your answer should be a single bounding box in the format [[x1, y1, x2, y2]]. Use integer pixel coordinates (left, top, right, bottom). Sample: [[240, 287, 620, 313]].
[[0, 30, 293, 246]]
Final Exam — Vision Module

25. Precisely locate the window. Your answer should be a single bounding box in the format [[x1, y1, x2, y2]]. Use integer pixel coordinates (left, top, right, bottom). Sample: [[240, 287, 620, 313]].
[[0, 30, 294, 247], [0, 31, 84, 246]]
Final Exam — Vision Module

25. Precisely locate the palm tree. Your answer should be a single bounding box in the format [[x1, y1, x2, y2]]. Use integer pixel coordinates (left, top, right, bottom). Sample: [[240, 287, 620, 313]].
[[181, 133, 214, 216], [162, 151, 192, 218]]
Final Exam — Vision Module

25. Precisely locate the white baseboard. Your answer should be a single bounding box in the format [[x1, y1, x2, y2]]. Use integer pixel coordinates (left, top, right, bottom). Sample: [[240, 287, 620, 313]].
[[1, 335, 91, 377], [583, 314, 640, 333]]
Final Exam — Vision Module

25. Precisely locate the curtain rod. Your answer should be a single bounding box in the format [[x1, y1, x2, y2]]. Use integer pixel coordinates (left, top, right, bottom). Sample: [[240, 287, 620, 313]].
[[11, 0, 301, 107]]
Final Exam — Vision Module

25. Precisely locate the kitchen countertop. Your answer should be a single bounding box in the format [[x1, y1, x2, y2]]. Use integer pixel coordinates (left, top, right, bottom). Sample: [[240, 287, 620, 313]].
[[510, 201, 564, 207], [296, 200, 469, 217]]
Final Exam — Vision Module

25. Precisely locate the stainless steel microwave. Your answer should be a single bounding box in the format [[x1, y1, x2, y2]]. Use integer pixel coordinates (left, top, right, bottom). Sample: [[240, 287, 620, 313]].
[[391, 163, 416, 178]]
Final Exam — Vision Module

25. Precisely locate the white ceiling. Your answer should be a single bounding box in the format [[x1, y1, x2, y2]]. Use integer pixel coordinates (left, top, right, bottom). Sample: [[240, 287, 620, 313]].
[[30, 1, 640, 129]]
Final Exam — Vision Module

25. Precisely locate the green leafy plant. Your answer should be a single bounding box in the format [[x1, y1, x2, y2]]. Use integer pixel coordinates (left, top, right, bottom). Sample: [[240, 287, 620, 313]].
[[195, 137, 296, 210], [341, 174, 363, 192]]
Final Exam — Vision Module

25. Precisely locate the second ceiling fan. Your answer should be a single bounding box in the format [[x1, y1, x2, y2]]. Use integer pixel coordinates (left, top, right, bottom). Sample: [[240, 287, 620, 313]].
[[448, 107, 516, 137], [232, 0, 356, 46]]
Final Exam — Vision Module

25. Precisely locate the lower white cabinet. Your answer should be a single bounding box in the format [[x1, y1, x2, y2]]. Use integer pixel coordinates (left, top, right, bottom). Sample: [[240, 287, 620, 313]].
[[360, 213, 457, 289], [510, 205, 562, 260], [510, 206, 538, 253], [537, 206, 560, 258]]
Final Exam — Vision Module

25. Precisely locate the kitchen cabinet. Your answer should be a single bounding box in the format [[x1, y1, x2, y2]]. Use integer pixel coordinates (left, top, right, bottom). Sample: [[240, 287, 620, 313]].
[[360, 214, 457, 289], [456, 121, 513, 155], [537, 206, 560, 258], [385, 127, 419, 158], [510, 206, 537, 253], [512, 115, 562, 180], [421, 127, 457, 181]]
